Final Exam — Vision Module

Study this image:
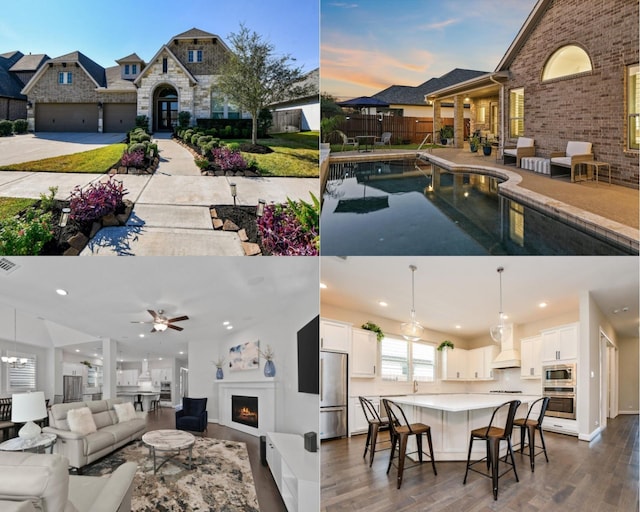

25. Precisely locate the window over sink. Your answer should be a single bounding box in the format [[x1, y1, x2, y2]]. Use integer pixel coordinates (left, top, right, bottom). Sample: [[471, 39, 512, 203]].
[[380, 336, 435, 382]]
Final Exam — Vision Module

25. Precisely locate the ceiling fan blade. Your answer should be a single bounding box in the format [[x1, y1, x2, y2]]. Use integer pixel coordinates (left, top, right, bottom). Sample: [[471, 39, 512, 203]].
[[167, 315, 189, 323], [147, 310, 159, 320], [168, 324, 184, 332], [131, 320, 150, 324]]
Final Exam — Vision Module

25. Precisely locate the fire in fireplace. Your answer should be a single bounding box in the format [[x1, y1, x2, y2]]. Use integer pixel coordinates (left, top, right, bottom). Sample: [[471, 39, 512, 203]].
[[231, 395, 258, 428]]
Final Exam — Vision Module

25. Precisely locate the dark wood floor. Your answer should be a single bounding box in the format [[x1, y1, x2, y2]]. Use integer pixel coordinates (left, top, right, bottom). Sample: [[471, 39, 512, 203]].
[[145, 407, 286, 512], [321, 415, 639, 511]]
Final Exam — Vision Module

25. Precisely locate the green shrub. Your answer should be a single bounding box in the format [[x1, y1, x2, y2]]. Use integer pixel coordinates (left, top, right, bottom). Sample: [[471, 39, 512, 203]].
[[130, 131, 151, 143], [135, 115, 148, 129], [226, 142, 241, 152], [195, 158, 210, 170], [182, 129, 194, 142], [0, 208, 54, 255], [223, 125, 233, 138], [197, 135, 213, 148], [39, 186, 58, 212], [0, 120, 13, 137], [178, 111, 191, 128], [205, 128, 217, 137], [147, 143, 158, 158], [128, 142, 146, 154], [13, 119, 28, 134], [232, 127, 241, 138], [190, 133, 202, 146], [241, 128, 250, 138]]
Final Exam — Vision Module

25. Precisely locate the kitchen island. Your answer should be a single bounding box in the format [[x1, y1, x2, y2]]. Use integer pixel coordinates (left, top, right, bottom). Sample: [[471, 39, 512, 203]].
[[388, 393, 541, 461], [116, 391, 160, 412]]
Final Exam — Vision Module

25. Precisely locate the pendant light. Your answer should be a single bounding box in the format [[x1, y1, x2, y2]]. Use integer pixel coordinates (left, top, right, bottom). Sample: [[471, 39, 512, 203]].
[[489, 267, 512, 344], [1, 309, 28, 368], [401, 265, 424, 341]]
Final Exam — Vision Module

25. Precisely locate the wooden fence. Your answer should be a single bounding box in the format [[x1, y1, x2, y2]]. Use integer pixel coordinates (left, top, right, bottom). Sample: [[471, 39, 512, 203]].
[[334, 114, 469, 144]]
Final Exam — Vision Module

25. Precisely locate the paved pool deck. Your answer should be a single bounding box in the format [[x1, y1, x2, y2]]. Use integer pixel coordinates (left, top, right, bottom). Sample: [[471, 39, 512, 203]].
[[326, 147, 639, 253]]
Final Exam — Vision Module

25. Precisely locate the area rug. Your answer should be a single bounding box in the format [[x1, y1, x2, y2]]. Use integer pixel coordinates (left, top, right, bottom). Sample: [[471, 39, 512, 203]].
[[83, 437, 260, 512]]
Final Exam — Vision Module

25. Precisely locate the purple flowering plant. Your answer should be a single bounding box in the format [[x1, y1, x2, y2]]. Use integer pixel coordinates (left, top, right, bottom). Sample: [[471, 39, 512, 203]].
[[69, 176, 128, 224]]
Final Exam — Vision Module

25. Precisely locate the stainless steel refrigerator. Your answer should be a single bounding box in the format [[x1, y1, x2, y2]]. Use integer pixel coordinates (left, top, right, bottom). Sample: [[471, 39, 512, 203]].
[[63, 375, 83, 402], [320, 351, 348, 440]]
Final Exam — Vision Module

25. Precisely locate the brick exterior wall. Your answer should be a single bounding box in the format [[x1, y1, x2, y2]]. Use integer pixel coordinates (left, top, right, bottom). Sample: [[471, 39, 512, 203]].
[[0, 97, 27, 120], [29, 64, 101, 103], [169, 38, 228, 76], [504, 0, 639, 188]]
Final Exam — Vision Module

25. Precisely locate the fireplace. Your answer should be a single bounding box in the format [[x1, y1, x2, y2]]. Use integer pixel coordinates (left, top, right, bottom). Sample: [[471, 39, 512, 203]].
[[231, 395, 259, 428]]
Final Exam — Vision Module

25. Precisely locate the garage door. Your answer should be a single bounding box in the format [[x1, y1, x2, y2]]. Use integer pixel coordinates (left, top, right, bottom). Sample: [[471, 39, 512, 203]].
[[104, 103, 137, 133], [36, 103, 98, 132]]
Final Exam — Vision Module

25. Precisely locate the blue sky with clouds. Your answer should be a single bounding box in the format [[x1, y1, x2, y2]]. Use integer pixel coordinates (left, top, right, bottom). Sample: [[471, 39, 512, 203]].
[[1, 0, 319, 72], [321, 0, 537, 99]]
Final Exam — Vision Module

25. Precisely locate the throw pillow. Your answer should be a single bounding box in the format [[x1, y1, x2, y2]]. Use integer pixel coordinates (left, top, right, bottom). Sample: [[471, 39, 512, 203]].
[[113, 402, 137, 423], [67, 407, 97, 436]]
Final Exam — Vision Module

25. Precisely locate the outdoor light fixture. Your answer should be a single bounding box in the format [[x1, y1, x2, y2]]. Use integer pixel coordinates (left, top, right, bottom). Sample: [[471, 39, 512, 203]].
[[12, 391, 47, 440], [1, 309, 28, 368], [489, 267, 512, 344], [400, 265, 424, 341], [97, 102, 103, 109], [230, 183, 237, 206], [26, 101, 32, 109], [59, 207, 70, 228], [256, 199, 266, 217]]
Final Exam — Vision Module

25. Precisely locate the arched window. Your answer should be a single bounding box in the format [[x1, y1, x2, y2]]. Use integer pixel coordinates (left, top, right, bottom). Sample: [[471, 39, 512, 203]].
[[542, 45, 592, 81]]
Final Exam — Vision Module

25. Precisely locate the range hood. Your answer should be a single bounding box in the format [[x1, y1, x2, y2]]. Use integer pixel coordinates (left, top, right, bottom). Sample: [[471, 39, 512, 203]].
[[138, 359, 151, 382], [490, 324, 521, 369]]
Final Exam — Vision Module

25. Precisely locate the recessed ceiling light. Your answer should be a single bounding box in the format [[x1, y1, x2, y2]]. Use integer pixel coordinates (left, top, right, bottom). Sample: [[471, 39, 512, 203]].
[[56, 289, 68, 296], [226, 325, 233, 330], [378, 301, 388, 307], [539, 302, 548, 308], [455, 325, 462, 329], [159, 357, 163, 361], [223, 321, 230, 326], [179, 351, 184, 355], [503, 314, 509, 320], [75, 349, 80, 353], [320, 282, 327, 289], [139, 334, 145, 338]]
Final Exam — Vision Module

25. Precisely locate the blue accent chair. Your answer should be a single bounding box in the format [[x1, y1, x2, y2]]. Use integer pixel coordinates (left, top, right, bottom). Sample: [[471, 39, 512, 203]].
[[175, 397, 208, 434]]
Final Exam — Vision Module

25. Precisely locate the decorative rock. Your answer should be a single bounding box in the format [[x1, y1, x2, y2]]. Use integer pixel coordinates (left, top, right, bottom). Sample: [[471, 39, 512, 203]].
[[212, 219, 224, 229], [225, 171, 235, 176], [90, 222, 102, 238], [109, 168, 117, 175], [118, 166, 127, 174], [67, 232, 89, 251], [242, 242, 262, 256], [116, 213, 129, 225], [63, 247, 80, 256], [210, 208, 218, 218], [223, 219, 240, 231], [102, 213, 120, 227], [244, 170, 259, 177], [214, 170, 225, 176], [238, 229, 249, 242]]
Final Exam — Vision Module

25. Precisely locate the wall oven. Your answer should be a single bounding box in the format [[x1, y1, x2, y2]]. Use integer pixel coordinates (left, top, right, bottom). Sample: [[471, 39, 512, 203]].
[[543, 363, 576, 386], [543, 386, 576, 419]]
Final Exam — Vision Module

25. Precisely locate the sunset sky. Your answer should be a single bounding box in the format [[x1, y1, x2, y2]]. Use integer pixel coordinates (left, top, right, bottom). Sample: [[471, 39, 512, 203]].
[[321, 0, 537, 100]]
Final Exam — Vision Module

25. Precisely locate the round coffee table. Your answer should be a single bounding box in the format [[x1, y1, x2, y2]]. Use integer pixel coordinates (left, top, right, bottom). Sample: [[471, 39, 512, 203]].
[[0, 432, 57, 453], [142, 429, 195, 474]]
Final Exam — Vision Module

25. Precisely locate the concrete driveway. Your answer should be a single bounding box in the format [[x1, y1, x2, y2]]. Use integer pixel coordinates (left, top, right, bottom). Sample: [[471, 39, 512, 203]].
[[0, 133, 125, 166]]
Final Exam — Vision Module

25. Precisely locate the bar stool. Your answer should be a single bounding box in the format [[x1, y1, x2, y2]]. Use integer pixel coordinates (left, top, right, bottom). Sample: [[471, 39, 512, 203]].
[[149, 395, 160, 412], [382, 399, 437, 489], [513, 397, 550, 472], [359, 396, 391, 467], [134, 394, 143, 411], [463, 400, 521, 500]]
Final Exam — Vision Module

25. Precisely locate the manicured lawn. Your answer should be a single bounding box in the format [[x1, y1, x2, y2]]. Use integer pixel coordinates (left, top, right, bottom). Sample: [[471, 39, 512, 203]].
[[0, 197, 38, 221], [242, 132, 319, 177], [0, 144, 127, 173]]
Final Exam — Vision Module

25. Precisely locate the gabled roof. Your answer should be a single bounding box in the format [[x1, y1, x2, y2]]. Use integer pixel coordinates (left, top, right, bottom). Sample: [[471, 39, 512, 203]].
[[372, 68, 488, 105], [495, 0, 550, 71], [101, 66, 137, 92], [133, 45, 197, 86], [0, 51, 26, 99], [9, 53, 49, 72], [22, 51, 106, 94], [171, 28, 218, 40], [116, 53, 145, 64]]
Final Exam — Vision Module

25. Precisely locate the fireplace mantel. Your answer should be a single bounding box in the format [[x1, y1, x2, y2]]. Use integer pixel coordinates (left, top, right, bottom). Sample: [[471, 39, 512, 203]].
[[218, 381, 275, 436]]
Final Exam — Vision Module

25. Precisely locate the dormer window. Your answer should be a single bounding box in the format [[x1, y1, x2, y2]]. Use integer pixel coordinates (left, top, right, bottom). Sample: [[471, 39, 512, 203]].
[[125, 64, 130, 75], [188, 49, 203, 63], [132, 64, 137, 75]]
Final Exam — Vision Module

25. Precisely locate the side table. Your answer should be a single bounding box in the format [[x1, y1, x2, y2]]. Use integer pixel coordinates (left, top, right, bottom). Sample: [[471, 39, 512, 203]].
[[583, 161, 611, 185], [0, 432, 57, 453]]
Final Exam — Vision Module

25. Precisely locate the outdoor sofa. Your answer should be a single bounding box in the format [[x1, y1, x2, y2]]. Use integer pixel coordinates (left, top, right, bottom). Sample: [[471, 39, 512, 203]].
[[503, 137, 535, 167], [549, 141, 593, 181]]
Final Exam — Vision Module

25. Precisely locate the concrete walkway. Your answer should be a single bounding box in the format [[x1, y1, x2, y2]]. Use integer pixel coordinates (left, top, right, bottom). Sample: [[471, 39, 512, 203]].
[[0, 132, 318, 256]]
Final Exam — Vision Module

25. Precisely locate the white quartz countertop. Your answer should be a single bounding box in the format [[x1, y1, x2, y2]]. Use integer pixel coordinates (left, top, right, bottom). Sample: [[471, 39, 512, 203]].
[[390, 393, 541, 412], [117, 391, 160, 396]]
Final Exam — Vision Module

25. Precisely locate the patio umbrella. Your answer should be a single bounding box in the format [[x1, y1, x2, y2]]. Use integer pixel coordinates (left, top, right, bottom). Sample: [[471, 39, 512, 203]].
[[337, 96, 390, 114]]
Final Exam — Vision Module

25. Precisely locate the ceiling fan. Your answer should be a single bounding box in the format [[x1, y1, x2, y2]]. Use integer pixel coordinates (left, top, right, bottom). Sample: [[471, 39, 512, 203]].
[[132, 310, 189, 333]]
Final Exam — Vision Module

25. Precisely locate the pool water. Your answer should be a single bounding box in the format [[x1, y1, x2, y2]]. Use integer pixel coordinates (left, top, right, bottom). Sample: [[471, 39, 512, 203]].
[[320, 159, 631, 256]]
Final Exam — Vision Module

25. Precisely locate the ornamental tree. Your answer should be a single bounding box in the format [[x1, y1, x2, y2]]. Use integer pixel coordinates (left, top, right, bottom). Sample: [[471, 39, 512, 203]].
[[217, 24, 313, 144]]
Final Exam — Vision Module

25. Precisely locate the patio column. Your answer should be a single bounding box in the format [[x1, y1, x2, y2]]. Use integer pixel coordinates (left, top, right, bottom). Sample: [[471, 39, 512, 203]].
[[433, 100, 442, 144], [453, 95, 464, 148], [469, 101, 477, 136]]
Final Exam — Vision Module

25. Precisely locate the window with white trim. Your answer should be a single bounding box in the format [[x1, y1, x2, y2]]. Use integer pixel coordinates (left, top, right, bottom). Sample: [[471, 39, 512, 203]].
[[58, 71, 72, 84], [132, 64, 137, 75], [509, 88, 524, 138], [628, 64, 639, 150], [7, 353, 36, 391], [188, 49, 203, 63], [380, 336, 436, 382], [124, 64, 130, 75]]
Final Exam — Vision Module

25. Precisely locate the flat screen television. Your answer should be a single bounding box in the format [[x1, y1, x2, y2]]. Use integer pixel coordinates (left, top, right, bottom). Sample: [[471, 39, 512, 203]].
[[297, 315, 319, 394]]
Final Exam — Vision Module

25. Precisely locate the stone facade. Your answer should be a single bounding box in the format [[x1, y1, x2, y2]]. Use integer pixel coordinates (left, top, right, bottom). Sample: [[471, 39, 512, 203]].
[[502, 0, 639, 187]]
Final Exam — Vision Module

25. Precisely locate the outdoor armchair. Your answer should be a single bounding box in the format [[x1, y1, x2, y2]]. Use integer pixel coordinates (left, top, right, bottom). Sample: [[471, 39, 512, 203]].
[[503, 137, 535, 167], [550, 141, 593, 181], [374, 132, 392, 147], [336, 130, 359, 151]]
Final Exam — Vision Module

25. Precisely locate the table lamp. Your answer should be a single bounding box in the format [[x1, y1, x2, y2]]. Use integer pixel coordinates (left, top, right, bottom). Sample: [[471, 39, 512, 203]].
[[12, 391, 47, 440]]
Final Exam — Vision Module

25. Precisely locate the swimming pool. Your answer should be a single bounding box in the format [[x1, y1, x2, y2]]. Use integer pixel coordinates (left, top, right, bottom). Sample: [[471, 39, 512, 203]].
[[320, 158, 634, 255]]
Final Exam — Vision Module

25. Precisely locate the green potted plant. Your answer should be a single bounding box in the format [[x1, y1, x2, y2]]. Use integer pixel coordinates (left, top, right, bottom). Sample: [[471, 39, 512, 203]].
[[437, 340, 455, 351], [361, 321, 384, 342], [80, 360, 93, 368], [439, 126, 454, 146], [469, 135, 479, 153], [481, 139, 493, 156]]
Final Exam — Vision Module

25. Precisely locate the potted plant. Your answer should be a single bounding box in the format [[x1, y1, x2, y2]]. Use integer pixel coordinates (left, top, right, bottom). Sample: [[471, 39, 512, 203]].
[[469, 135, 479, 153], [481, 139, 493, 156], [361, 321, 384, 342], [80, 360, 93, 369], [437, 340, 455, 351], [439, 126, 454, 146]]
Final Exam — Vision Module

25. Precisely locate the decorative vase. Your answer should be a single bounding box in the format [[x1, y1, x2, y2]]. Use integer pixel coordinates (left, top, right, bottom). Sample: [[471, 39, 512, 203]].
[[264, 359, 276, 377], [216, 367, 224, 380]]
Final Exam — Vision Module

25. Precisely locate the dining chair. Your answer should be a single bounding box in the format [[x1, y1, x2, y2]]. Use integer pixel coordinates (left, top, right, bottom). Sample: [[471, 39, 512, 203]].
[[0, 400, 14, 441], [382, 399, 437, 489], [463, 399, 521, 500], [513, 396, 550, 471], [359, 396, 391, 467], [133, 394, 143, 411]]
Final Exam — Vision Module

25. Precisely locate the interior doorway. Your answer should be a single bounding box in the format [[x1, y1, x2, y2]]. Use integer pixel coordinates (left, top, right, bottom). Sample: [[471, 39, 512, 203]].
[[179, 366, 189, 399], [600, 329, 618, 431]]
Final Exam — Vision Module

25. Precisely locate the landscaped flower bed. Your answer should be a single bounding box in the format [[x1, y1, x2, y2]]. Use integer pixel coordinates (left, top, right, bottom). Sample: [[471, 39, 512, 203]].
[[109, 128, 159, 175]]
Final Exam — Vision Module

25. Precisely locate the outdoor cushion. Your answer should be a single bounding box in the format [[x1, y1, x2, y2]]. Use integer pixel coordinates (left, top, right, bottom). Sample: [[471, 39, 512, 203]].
[[67, 408, 97, 436], [516, 137, 534, 148], [503, 148, 518, 156], [550, 156, 572, 166], [565, 141, 592, 156]]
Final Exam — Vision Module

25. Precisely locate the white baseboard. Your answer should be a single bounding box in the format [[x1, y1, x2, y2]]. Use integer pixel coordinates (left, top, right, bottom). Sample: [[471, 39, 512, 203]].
[[618, 410, 639, 415], [578, 426, 602, 442]]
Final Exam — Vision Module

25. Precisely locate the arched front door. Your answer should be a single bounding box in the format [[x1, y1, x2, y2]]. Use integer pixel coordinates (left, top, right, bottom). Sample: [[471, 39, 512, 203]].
[[154, 85, 178, 131]]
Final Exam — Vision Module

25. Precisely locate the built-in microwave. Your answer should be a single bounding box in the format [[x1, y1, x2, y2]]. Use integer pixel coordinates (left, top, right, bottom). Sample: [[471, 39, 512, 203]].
[[543, 363, 576, 386]]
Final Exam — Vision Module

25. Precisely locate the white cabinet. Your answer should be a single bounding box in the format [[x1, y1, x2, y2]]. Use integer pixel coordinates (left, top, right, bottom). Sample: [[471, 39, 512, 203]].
[[151, 368, 172, 386], [349, 396, 379, 435], [542, 417, 578, 436], [481, 345, 499, 379], [441, 348, 468, 380], [116, 369, 139, 386], [467, 346, 499, 380], [320, 319, 351, 353], [351, 328, 377, 378], [62, 363, 88, 386], [266, 432, 319, 512], [541, 323, 578, 362], [521, 335, 542, 379]]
